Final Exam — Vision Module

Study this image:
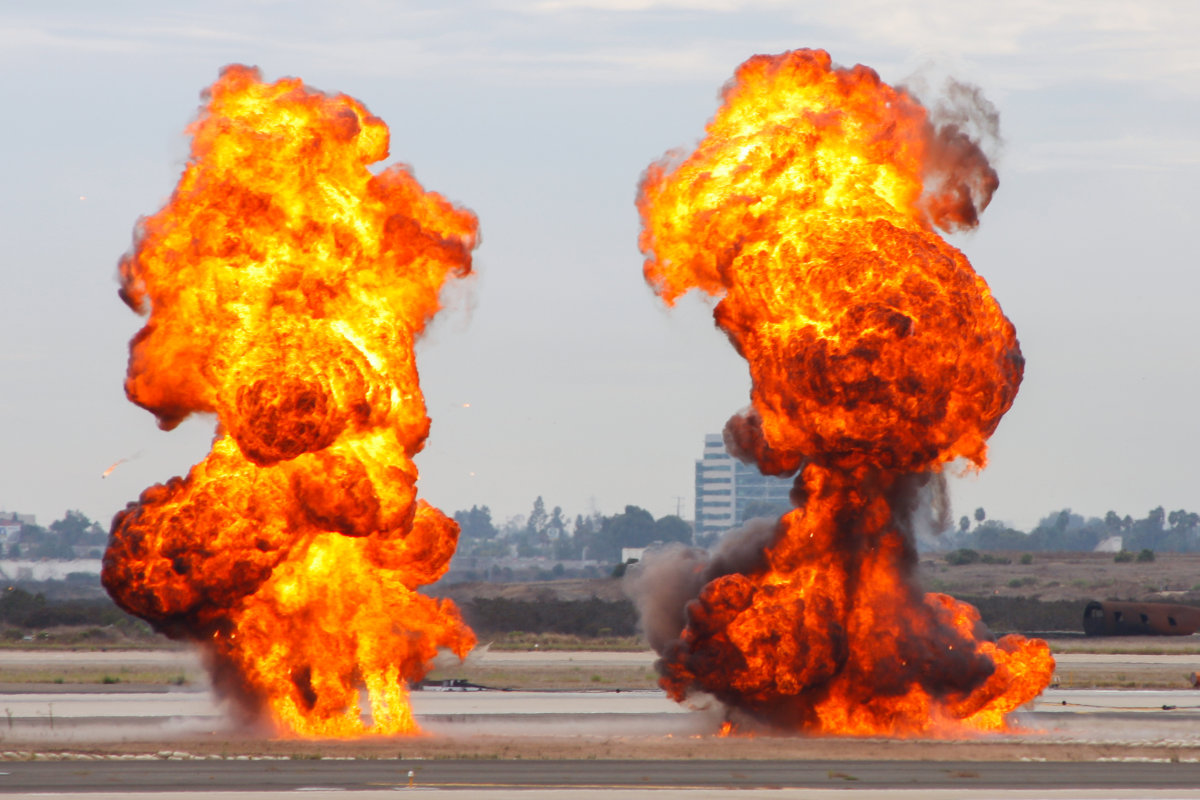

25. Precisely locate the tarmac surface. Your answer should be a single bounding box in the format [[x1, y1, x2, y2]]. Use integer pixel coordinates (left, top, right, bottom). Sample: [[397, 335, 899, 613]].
[[3, 756, 1200, 793], [5, 648, 1200, 797]]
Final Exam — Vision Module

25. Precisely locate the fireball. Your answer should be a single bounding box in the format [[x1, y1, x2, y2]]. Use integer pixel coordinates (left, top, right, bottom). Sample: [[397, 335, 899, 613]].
[[637, 49, 1053, 736], [104, 65, 478, 737]]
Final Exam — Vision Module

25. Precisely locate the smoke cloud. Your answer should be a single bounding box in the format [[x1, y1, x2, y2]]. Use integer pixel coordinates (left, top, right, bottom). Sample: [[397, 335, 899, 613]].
[[912, 78, 1003, 232], [626, 516, 781, 660]]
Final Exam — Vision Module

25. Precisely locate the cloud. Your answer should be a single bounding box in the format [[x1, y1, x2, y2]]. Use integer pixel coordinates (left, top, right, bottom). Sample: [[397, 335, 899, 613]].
[[2, 1, 1195, 95], [1012, 136, 1200, 173], [525, 0, 774, 11]]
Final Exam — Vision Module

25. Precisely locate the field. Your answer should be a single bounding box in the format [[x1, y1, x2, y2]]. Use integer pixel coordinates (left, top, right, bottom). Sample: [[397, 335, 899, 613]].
[[916, 550, 1200, 604], [438, 551, 1200, 607], [4, 551, 1200, 693]]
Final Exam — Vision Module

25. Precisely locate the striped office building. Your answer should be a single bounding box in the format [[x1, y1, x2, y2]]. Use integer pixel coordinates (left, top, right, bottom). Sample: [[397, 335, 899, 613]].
[[694, 433, 794, 542]]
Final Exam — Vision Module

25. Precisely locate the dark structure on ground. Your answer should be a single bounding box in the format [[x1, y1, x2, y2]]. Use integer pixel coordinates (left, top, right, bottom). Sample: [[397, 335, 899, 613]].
[[1083, 600, 1200, 636]]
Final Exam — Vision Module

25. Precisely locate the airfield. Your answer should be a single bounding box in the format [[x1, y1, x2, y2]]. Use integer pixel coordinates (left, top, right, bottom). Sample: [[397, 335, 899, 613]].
[[3, 646, 1200, 797]]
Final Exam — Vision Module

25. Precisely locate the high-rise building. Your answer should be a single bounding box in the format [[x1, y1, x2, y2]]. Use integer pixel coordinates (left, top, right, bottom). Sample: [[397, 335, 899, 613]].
[[694, 433, 794, 542]]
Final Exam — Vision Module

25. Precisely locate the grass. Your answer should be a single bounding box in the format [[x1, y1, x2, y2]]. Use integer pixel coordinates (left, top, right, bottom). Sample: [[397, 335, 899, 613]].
[[423, 664, 660, 691], [1048, 639, 1200, 655], [0, 666, 201, 686], [485, 633, 645, 652]]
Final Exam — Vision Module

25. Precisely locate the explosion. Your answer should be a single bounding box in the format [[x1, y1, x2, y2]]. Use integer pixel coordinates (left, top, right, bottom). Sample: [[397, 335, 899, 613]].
[[635, 49, 1053, 736], [103, 65, 478, 737]]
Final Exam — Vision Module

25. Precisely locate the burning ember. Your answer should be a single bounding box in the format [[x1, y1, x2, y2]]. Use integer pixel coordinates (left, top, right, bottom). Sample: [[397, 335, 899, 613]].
[[634, 49, 1053, 736], [103, 65, 478, 737]]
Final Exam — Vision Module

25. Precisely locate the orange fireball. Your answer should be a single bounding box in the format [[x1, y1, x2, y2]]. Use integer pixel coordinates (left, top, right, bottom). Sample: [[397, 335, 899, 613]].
[[638, 49, 1052, 736], [104, 65, 478, 737]]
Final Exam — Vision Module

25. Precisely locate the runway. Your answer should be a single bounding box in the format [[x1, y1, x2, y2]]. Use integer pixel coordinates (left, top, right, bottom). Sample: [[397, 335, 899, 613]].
[[4, 686, 1200, 740], [2, 757, 1200, 793], [4, 648, 1200, 797]]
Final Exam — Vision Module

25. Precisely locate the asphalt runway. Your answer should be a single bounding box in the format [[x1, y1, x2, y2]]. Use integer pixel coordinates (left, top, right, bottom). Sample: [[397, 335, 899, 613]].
[[5, 686, 1200, 742], [2, 757, 1200, 793], [5, 648, 1200, 797]]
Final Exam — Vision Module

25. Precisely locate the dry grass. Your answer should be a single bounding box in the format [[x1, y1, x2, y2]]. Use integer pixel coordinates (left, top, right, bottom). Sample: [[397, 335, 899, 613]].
[[1047, 636, 1200, 655], [0, 664, 199, 687], [425, 663, 660, 691], [484, 632, 644, 651], [918, 551, 1200, 604], [17, 731, 1200, 765], [4, 647, 1196, 691]]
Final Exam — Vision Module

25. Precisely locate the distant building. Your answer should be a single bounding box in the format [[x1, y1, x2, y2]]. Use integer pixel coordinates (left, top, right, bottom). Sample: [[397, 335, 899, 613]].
[[0, 511, 34, 558], [620, 547, 647, 564], [694, 433, 794, 542]]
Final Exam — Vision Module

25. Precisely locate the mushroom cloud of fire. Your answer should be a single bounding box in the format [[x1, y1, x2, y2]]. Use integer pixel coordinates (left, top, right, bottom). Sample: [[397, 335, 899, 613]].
[[103, 65, 478, 738], [632, 49, 1054, 737]]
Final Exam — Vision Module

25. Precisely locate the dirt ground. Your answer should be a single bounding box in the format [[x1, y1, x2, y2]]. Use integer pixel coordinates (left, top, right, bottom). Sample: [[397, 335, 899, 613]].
[[439, 552, 1200, 607], [917, 551, 1200, 604], [3, 646, 1200, 763], [15, 731, 1198, 765], [4, 556, 1200, 763]]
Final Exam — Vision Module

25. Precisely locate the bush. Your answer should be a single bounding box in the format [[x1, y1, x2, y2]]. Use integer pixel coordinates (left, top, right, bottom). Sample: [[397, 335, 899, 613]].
[[1114, 550, 1135, 563], [1136, 548, 1156, 563], [0, 587, 138, 630], [1019, 553, 1034, 565], [980, 554, 1012, 565], [946, 548, 980, 566]]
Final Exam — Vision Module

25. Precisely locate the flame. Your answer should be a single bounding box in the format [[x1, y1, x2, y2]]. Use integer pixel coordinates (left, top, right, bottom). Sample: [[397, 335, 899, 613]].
[[102, 65, 478, 737], [637, 49, 1052, 736]]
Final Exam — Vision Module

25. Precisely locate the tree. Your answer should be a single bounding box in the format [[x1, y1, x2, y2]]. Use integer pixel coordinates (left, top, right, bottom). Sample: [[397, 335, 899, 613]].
[[946, 548, 980, 566], [958, 516, 970, 534], [654, 515, 693, 546], [17, 525, 49, 559], [1147, 506, 1166, 530], [50, 510, 99, 546], [972, 520, 1029, 551], [974, 507, 986, 524], [571, 513, 603, 562], [526, 496, 549, 541], [592, 506, 657, 562], [454, 506, 498, 541], [1027, 509, 1101, 552], [547, 506, 567, 541]]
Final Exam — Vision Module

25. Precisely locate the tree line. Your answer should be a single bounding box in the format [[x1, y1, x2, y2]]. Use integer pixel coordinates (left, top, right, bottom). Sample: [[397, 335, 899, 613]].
[[453, 497, 692, 564], [15, 502, 1200, 569], [952, 506, 1200, 553], [0, 510, 108, 560]]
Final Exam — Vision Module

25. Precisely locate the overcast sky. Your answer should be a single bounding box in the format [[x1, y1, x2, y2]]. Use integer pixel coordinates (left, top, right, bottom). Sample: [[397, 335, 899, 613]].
[[2, 1, 1197, 534]]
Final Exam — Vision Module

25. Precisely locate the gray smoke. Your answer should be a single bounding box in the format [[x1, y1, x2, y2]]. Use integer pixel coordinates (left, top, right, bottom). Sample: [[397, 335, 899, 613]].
[[626, 468, 951, 661], [625, 516, 783, 656], [905, 77, 1003, 232]]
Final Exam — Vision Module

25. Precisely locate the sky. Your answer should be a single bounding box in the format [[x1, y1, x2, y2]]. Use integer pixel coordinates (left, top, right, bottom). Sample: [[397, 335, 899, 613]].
[[1, 1, 1197, 534]]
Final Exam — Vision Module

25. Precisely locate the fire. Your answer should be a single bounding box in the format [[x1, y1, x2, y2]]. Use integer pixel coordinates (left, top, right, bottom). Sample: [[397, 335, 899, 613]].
[[103, 65, 478, 737], [637, 49, 1053, 736]]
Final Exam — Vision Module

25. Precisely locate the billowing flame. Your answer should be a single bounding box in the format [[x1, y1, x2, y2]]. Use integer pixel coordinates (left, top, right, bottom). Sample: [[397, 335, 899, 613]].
[[637, 49, 1052, 736], [103, 65, 478, 737]]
